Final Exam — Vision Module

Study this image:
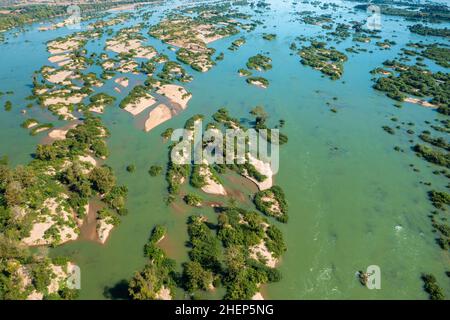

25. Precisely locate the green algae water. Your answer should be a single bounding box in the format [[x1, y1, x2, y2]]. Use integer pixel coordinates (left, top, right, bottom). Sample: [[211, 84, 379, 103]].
[[0, 0, 449, 299]]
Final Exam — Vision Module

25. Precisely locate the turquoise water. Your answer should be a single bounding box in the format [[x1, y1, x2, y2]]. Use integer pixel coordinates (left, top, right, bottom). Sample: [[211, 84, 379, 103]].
[[0, 0, 448, 299]]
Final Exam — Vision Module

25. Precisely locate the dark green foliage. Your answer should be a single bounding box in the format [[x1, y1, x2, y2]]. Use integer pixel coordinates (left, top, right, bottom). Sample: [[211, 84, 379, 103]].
[[161, 128, 174, 139], [246, 54, 272, 71], [254, 186, 288, 223], [409, 24, 450, 38], [4, 101, 12, 111], [413, 144, 450, 168], [187, 215, 221, 272], [149, 165, 163, 176], [183, 193, 202, 207], [299, 41, 347, 80], [428, 190, 450, 209], [421, 273, 445, 300]]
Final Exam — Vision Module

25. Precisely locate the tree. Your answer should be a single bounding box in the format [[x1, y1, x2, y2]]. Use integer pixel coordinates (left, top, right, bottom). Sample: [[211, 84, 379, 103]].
[[128, 264, 161, 300], [89, 166, 115, 194], [182, 261, 213, 292], [250, 106, 268, 128], [4, 181, 24, 207]]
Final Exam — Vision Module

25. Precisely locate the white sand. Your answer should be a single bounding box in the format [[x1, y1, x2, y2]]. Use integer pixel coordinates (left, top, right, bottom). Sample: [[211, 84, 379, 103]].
[[156, 84, 191, 109], [200, 165, 227, 195], [26, 262, 77, 300], [115, 77, 129, 88], [48, 54, 70, 64], [48, 123, 77, 141], [33, 127, 51, 134], [404, 97, 436, 108], [46, 70, 73, 84], [102, 61, 115, 70], [53, 106, 76, 120], [144, 104, 172, 132], [22, 198, 79, 246], [244, 153, 273, 190], [249, 240, 278, 268], [43, 93, 86, 107], [261, 195, 281, 215], [248, 80, 267, 89], [48, 39, 81, 55], [97, 219, 114, 244], [107, 38, 141, 54], [89, 104, 105, 114], [123, 94, 156, 116], [25, 121, 38, 129], [155, 286, 172, 300], [252, 292, 264, 300], [78, 155, 97, 167]]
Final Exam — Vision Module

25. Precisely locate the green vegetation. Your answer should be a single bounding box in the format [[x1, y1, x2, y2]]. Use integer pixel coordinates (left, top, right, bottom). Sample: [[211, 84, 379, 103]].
[[129, 225, 176, 300], [238, 68, 252, 77], [4, 101, 12, 111], [413, 144, 450, 168], [254, 186, 288, 223], [218, 206, 285, 299], [161, 128, 174, 139], [119, 85, 149, 109], [190, 165, 207, 189], [182, 216, 220, 293], [30, 123, 54, 136], [262, 33, 276, 41], [228, 37, 246, 51], [419, 133, 449, 151], [409, 24, 450, 38], [183, 194, 203, 207], [420, 45, 450, 68], [166, 157, 189, 195], [373, 60, 449, 105], [149, 165, 163, 177], [246, 54, 272, 71], [428, 190, 450, 210], [158, 61, 192, 83], [354, 3, 450, 23], [20, 118, 38, 129], [299, 41, 347, 80], [246, 76, 270, 88], [126, 164, 136, 173], [421, 273, 445, 300], [88, 92, 116, 110]]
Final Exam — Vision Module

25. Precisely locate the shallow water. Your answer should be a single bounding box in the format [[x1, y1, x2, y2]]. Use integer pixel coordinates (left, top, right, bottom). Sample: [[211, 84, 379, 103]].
[[0, 0, 449, 299]]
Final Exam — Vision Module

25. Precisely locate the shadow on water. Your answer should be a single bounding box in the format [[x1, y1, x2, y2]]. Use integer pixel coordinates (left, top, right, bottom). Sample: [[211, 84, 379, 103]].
[[103, 279, 130, 300]]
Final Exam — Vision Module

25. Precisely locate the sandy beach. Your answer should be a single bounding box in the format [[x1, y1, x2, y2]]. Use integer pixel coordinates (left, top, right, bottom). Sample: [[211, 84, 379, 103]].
[[404, 97, 437, 108], [22, 197, 79, 246], [156, 84, 191, 109], [123, 94, 156, 116], [144, 104, 173, 132], [245, 153, 273, 190]]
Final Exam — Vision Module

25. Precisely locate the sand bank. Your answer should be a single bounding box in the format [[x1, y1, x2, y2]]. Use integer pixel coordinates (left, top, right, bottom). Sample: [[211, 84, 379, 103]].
[[22, 197, 79, 246], [115, 77, 129, 87], [156, 84, 191, 109], [200, 165, 227, 195], [144, 104, 172, 132], [124, 94, 156, 116], [249, 240, 278, 268], [404, 97, 437, 108], [97, 219, 114, 244], [245, 153, 273, 190]]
